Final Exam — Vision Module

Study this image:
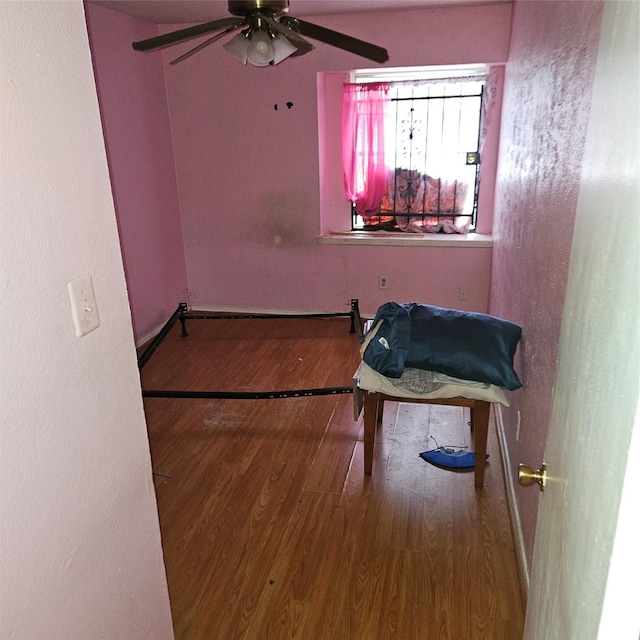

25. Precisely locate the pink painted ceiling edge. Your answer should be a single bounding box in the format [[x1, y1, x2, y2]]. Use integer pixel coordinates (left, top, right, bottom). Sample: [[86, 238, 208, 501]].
[[87, 0, 506, 24]]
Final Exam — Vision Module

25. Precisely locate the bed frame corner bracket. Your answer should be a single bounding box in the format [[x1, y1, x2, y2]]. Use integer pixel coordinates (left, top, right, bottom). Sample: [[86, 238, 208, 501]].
[[350, 298, 363, 340], [178, 302, 189, 337]]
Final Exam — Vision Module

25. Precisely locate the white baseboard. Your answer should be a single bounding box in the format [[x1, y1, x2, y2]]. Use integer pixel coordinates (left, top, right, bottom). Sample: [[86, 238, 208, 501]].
[[190, 303, 356, 316], [136, 322, 167, 350], [494, 404, 530, 599], [135, 302, 367, 350]]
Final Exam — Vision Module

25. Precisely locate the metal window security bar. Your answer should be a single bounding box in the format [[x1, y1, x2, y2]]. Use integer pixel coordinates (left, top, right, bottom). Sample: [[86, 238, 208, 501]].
[[352, 77, 484, 232]]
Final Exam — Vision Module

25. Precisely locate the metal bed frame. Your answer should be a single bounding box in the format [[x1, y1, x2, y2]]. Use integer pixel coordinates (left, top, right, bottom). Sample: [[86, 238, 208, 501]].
[[138, 299, 364, 400]]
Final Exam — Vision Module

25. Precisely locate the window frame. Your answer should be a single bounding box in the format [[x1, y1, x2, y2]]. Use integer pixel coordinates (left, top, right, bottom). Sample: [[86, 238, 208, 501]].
[[316, 64, 504, 242], [348, 65, 489, 234]]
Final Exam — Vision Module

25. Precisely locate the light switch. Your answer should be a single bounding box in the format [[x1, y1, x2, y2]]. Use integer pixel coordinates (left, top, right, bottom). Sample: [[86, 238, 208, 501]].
[[67, 275, 100, 337]]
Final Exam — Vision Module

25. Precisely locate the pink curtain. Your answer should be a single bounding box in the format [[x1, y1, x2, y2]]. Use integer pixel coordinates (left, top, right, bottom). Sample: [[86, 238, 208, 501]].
[[342, 82, 390, 215]]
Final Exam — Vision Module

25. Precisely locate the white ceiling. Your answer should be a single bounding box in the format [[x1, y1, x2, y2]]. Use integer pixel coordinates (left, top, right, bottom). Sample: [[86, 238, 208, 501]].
[[88, 0, 502, 24]]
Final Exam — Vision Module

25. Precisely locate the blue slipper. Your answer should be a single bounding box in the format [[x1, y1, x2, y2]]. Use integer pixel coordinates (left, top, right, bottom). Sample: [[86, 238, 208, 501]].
[[419, 447, 488, 469]]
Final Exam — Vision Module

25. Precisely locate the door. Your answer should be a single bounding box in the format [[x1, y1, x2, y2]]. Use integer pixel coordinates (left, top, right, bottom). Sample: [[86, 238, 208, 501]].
[[524, 2, 639, 638]]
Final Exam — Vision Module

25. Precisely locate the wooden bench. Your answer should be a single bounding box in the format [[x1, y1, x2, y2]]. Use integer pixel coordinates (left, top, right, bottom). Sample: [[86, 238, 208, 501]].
[[358, 388, 491, 489]]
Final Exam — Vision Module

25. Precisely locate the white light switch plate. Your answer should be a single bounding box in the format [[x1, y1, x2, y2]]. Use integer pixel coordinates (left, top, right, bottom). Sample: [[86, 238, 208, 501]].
[[67, 275, 100, 337]]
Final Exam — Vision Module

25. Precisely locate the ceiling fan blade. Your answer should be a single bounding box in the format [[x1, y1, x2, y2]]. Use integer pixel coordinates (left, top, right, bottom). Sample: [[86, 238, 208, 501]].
[[262, 15, 314, 57], [169, 26, 241, 65], [132, 17, 245, 52], [280, 17, 388, 63]]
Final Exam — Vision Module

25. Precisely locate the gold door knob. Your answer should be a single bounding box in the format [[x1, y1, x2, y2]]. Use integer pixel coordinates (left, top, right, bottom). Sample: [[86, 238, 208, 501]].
[[518, 463, 547, 492]]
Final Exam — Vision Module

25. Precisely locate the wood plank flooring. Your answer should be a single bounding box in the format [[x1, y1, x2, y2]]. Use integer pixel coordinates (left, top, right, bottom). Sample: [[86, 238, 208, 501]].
[[140, 314, 524, 639]]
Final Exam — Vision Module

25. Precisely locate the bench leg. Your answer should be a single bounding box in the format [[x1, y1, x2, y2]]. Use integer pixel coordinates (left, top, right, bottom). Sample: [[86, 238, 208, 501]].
[[363, 392, 379, 476], [472, 400, 490, 489]]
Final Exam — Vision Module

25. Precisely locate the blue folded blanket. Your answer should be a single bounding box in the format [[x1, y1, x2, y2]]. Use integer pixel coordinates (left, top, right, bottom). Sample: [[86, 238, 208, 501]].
[[362, 302, 522, 390]]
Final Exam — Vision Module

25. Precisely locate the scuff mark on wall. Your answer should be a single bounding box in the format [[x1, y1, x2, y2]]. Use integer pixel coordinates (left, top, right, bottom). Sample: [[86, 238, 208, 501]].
[[261, 192, 312, 247]]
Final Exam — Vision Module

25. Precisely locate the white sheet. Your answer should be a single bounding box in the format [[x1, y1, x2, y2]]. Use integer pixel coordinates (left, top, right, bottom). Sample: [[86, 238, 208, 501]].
[[355, 361, 510, 407]]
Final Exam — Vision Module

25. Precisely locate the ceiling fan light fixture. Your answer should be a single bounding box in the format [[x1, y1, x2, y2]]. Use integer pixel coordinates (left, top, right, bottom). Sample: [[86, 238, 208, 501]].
[[247, 31, 276, 66], [224, 29, 296, 67], [223, 31, 250, 64], [271, 34, 297, 65]]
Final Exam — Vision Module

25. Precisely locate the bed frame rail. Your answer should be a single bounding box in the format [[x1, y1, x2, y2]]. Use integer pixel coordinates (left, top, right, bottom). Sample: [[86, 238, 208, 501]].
[[138, 299, 363, 400]]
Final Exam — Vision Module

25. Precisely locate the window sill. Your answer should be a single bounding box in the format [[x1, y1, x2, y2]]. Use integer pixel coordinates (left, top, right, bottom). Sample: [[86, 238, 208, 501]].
[[316, 231, 493, 247]]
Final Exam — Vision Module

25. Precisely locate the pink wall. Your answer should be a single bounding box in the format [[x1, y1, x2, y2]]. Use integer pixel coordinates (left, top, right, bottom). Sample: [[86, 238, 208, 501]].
[[158, 3, 512, 317], [490, 0, 604, 569], [85, 3, 188, 342]]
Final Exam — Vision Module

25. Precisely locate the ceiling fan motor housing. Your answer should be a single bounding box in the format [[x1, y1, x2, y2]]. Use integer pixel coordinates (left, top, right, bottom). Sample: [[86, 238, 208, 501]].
[[228, 0, 290, 17]]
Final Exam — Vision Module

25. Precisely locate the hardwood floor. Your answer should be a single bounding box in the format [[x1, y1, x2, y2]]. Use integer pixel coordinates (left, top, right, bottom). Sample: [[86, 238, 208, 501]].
[[140, 314, 525, 639]]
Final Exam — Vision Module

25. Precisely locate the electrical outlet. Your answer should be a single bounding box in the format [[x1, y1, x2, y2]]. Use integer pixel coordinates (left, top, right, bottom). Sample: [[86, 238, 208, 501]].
[[458, 287, 468, 301], [379, 276, 388, 290], [67, 275, 100, 338]]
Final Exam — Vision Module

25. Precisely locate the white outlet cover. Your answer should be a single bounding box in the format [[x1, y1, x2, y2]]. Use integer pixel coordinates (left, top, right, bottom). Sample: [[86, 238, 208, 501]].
[[67, 275, 100, 338]]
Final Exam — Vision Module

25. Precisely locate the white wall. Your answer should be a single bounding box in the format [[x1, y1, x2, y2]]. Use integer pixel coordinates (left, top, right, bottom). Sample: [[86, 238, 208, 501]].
[[0, 2, 173, 637], [523, 0, 639, 637]]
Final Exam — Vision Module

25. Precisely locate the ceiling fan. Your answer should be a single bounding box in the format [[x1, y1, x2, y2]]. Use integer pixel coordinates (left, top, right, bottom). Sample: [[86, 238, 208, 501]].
[[132, 0, 389, 67]]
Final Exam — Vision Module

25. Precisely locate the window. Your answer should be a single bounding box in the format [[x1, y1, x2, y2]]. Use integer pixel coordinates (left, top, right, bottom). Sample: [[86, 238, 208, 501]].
[[342, 66, 493, 235]]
